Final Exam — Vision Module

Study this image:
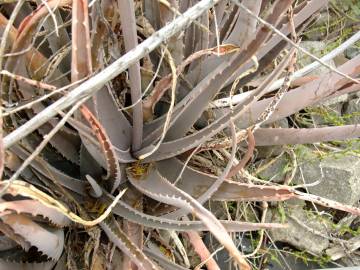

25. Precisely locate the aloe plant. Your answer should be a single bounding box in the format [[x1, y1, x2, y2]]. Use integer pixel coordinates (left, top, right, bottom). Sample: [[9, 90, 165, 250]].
[[1, 0, 360, 269]]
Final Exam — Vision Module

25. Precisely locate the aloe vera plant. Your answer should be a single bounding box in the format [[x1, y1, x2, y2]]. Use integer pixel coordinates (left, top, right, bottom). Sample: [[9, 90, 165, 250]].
[[1, 0, 360, 269]]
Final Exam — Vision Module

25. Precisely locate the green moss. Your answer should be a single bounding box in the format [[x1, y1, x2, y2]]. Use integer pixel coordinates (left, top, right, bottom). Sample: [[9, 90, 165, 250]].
[[303, 18, 344, 39], [226, 201, 237, 216], [294, 145, 316, 160], [323, 27, 354, 54], [292, 250, 332, 267], [268, 250, 283, 267], [267, 248, 332, 269], [305, 106, 345, 126], [303, 208, 360, 238], [276, 203, 287, 224]]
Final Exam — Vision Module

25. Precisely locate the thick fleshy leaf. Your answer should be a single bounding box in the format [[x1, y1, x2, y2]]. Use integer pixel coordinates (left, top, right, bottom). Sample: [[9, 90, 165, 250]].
[[137, 47, 297, 161], [142, 0, 326, 143], [253, 125, 360, 146], [235, 54, 360, 128], [128, 167, 250, 269], [103, 193, 285, 232], [157, 158, 295, 201], [9, 145, 87, 195], [118, 0, 143, 151], [71, 0, 92, 81], [5, 0, 72, 77], [189, 0, 262, 81], [1, 7, 80, 164], [101, 192, 284, 232], [0, 259, 56, 270], [144, 248, 190, 270], [71, 0, 122, 190], [0, 214, 64, 260], [0, 215, 30, 251], [100, 218, 160, 270], [0, 200, 71, 227], [94, 88, 133, 162], [0, 235, 17, 251]]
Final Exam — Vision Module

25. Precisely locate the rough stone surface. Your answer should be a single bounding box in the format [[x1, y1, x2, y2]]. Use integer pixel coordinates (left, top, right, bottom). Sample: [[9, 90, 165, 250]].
[[345, 47, 360, 59], [264, 118, 289, 129], [304, 11, 328, 41], [307, 93, 348, 127], [333, 53, 349, 67], [309, 102, 344, 127], [293, 146, 360, 205], [298, 41, 336, 76], [266, 252, 337, 270], [321, 94, 348, 106], [344, 98, 360, 124], [256, 153, 289, 183], [256, 145, 285, 159], [266, 204, 330, 255]]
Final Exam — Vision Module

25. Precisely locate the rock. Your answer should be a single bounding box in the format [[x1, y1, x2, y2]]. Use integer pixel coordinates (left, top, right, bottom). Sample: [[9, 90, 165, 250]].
[[345, 47, 360, 59], [333, 53, 349, 67], [206, 201, 229, 220], [265, 251, 337, 270], [308, 101, 344, 127], [307, 94, 348, 127], [265, 118, 289, 129], [256, 145, 285, 160], [293, 146, 360, 205], [266, 204, 330, 255], [313, 11, 330, 28], [303, 12, 328, 41], [321, 94, 348, 106], [298, 41, 336, 76], [256, 153, 290, 183], [344, 98, 360, 124]]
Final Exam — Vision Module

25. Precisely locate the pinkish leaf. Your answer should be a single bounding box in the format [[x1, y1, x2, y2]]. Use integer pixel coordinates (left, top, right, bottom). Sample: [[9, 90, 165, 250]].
[[0, 214, 64, 260]]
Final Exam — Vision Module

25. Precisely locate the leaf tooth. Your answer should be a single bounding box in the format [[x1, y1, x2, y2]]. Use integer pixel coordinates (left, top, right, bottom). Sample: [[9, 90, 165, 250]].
[[0, 217, 31, 251], [0, 258, 56, 270], [0, 214, 64, 260], [0, 200, 71, 227], [100, 218, 159, 270]]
